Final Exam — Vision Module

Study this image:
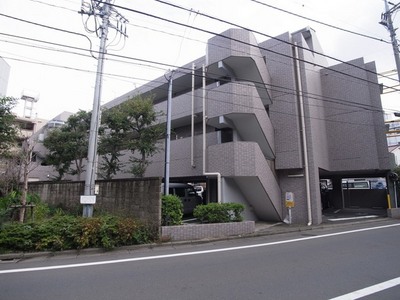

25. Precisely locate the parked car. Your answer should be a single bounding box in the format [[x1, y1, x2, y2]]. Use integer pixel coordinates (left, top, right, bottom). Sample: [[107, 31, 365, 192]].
[[342, 180, 370, 189], [163, 183, 203, 215]]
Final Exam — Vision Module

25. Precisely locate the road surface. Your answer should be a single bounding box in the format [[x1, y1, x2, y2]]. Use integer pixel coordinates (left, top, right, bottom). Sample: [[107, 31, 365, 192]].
[[1, 219, 400, 299]]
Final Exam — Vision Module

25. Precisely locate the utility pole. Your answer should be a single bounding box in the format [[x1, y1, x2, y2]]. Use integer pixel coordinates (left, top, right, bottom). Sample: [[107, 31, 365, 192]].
[[380, 0, 400, 82], [80, 0, 128, 217]]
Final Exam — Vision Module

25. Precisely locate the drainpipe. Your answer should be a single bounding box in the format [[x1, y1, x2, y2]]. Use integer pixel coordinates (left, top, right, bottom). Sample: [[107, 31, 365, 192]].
[[294, 43, 312, 226], [164, 71, 173, 195], [202, 64, 222, 203], [191, 63, 196, 168]]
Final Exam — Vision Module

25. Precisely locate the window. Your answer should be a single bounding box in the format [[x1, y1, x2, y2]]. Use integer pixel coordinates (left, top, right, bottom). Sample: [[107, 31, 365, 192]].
[[220, 128, 233, 143]]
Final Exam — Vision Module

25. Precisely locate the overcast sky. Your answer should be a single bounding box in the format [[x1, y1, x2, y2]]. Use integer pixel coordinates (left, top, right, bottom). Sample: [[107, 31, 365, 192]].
[[0, 0, 398, 120]]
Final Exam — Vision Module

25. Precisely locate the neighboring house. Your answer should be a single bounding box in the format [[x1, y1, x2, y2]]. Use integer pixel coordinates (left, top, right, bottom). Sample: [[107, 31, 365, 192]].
[[27, 111, 73, 181], [0, 57, 10, 97], [34, 27, 394, 225], [385, 114, 400, 149], [14, 116, 46, 141]]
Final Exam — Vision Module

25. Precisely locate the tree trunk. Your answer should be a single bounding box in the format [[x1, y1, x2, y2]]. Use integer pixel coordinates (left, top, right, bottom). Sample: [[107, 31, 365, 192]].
[[19, 156, 29, 223], [19, 140, 31, 223]]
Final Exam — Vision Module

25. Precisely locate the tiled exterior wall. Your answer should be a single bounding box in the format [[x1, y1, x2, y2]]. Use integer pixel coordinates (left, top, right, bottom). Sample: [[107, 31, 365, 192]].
[[161, 221, 255, 241]]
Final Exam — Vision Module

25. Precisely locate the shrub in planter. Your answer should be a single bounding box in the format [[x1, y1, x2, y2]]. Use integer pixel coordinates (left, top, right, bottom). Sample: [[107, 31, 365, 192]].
[[161, 194, 183, 226], [193, 202, 245, 223]]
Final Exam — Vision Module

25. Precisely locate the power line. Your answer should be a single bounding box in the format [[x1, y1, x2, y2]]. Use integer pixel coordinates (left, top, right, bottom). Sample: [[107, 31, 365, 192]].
[[249, 0, 390, 44], [153, 0, 398, 86], [2, 52, 391, 129], [27, 0, 77, 12], [0, 20, 392, 118], [1, 7, 397, 94], [0, 6, 396, 121], [0, 12, 96, 58], [107, 1, 399, 92], [0, 29, 390, 117]]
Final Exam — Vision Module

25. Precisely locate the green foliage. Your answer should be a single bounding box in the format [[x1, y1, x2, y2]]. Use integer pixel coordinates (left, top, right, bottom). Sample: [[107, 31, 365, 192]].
[[0, 153, 21, 197], [100, 95, 164, 178], [0, 223, 34, 252], [161, 194, 183, 226], [0, 192, 50, 224], [98, 107, 126, 179], [0, 215, 157, 253], [0, 96, 18, 155], [0, 191, 19, 223], [193, 203, 245, 223], [31, 215, 79, 251], [43, 110, 91, 180]]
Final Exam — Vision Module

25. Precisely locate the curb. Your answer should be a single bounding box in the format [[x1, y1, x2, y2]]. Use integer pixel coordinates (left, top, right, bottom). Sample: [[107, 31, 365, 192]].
[[0, 217, 396, 261]]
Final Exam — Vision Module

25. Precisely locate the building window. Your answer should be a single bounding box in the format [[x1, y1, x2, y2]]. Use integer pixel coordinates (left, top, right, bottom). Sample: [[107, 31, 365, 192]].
[[220, 128, 233, 143]]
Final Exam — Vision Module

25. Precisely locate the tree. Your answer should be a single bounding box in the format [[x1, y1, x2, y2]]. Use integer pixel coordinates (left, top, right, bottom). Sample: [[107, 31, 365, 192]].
[[43, 110, 91, 181], [43, 129, 73, 181], [98, 107, 126, 179], [0, 153, 20, 197], [18, 137, 38, 222], [100, 95, 164, 178], [0, 96, 18, 155], [123, 96, 164, 177]]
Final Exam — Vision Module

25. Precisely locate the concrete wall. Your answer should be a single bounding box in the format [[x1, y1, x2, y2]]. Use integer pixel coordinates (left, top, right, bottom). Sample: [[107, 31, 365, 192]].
[[27, 177, 162, 225]]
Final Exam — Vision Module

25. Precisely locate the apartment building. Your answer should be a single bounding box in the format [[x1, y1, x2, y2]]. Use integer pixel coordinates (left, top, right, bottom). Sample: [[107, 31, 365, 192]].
[[99, 27, 393, 225]]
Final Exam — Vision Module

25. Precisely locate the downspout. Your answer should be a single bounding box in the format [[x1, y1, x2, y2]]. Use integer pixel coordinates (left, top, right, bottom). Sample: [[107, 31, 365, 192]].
[[294, 43, 312, 226], [163, 71, 173, 195], [191, 63, 196, 168], [202, 64, 222, 203]]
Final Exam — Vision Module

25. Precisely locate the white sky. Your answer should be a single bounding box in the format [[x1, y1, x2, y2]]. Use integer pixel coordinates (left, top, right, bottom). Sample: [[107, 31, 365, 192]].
[[0, 0, 399, 120]]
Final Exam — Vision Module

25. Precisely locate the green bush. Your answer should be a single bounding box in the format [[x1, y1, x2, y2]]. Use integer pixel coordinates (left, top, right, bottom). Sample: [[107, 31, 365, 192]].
[[161, 194, 183, 226], [193, 202, 245, 223], [0, 215, 157, 253], [0, 191, 20, 224], [0, 192, 50, 224], [32, 215, 79, 251], [0, 223, 34, 252]]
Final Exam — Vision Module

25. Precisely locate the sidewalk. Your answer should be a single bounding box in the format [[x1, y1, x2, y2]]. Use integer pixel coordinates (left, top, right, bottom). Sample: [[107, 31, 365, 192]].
[[253, 208, 392, 236]]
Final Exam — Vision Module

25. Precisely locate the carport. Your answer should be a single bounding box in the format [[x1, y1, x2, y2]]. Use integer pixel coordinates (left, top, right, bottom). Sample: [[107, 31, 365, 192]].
[[319, 169, 391, 211]]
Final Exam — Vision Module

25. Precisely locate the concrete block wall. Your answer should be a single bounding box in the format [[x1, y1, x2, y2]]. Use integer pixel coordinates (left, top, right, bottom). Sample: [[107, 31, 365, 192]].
[[28, 177, 162, 225]]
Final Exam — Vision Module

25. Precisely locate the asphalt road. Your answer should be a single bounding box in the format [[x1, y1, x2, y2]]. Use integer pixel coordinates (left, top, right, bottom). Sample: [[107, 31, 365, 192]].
[[1, 219, 400, 300]]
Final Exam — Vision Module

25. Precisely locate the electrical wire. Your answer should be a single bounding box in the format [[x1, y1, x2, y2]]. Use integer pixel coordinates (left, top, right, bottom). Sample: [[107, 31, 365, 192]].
[[0, 3, 398, 123], [152, 0, 398, 85], [249, 0, 390, 44], [1, 4, 396, 93], [0, 30, 391, 118], [27, 0, 77, 12]]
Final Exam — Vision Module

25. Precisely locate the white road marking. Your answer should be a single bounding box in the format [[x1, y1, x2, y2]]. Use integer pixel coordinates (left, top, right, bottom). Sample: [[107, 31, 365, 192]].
[[328, 215, 378, 222], [0, 223, 399, 275], [329, 276, 400, 300]]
